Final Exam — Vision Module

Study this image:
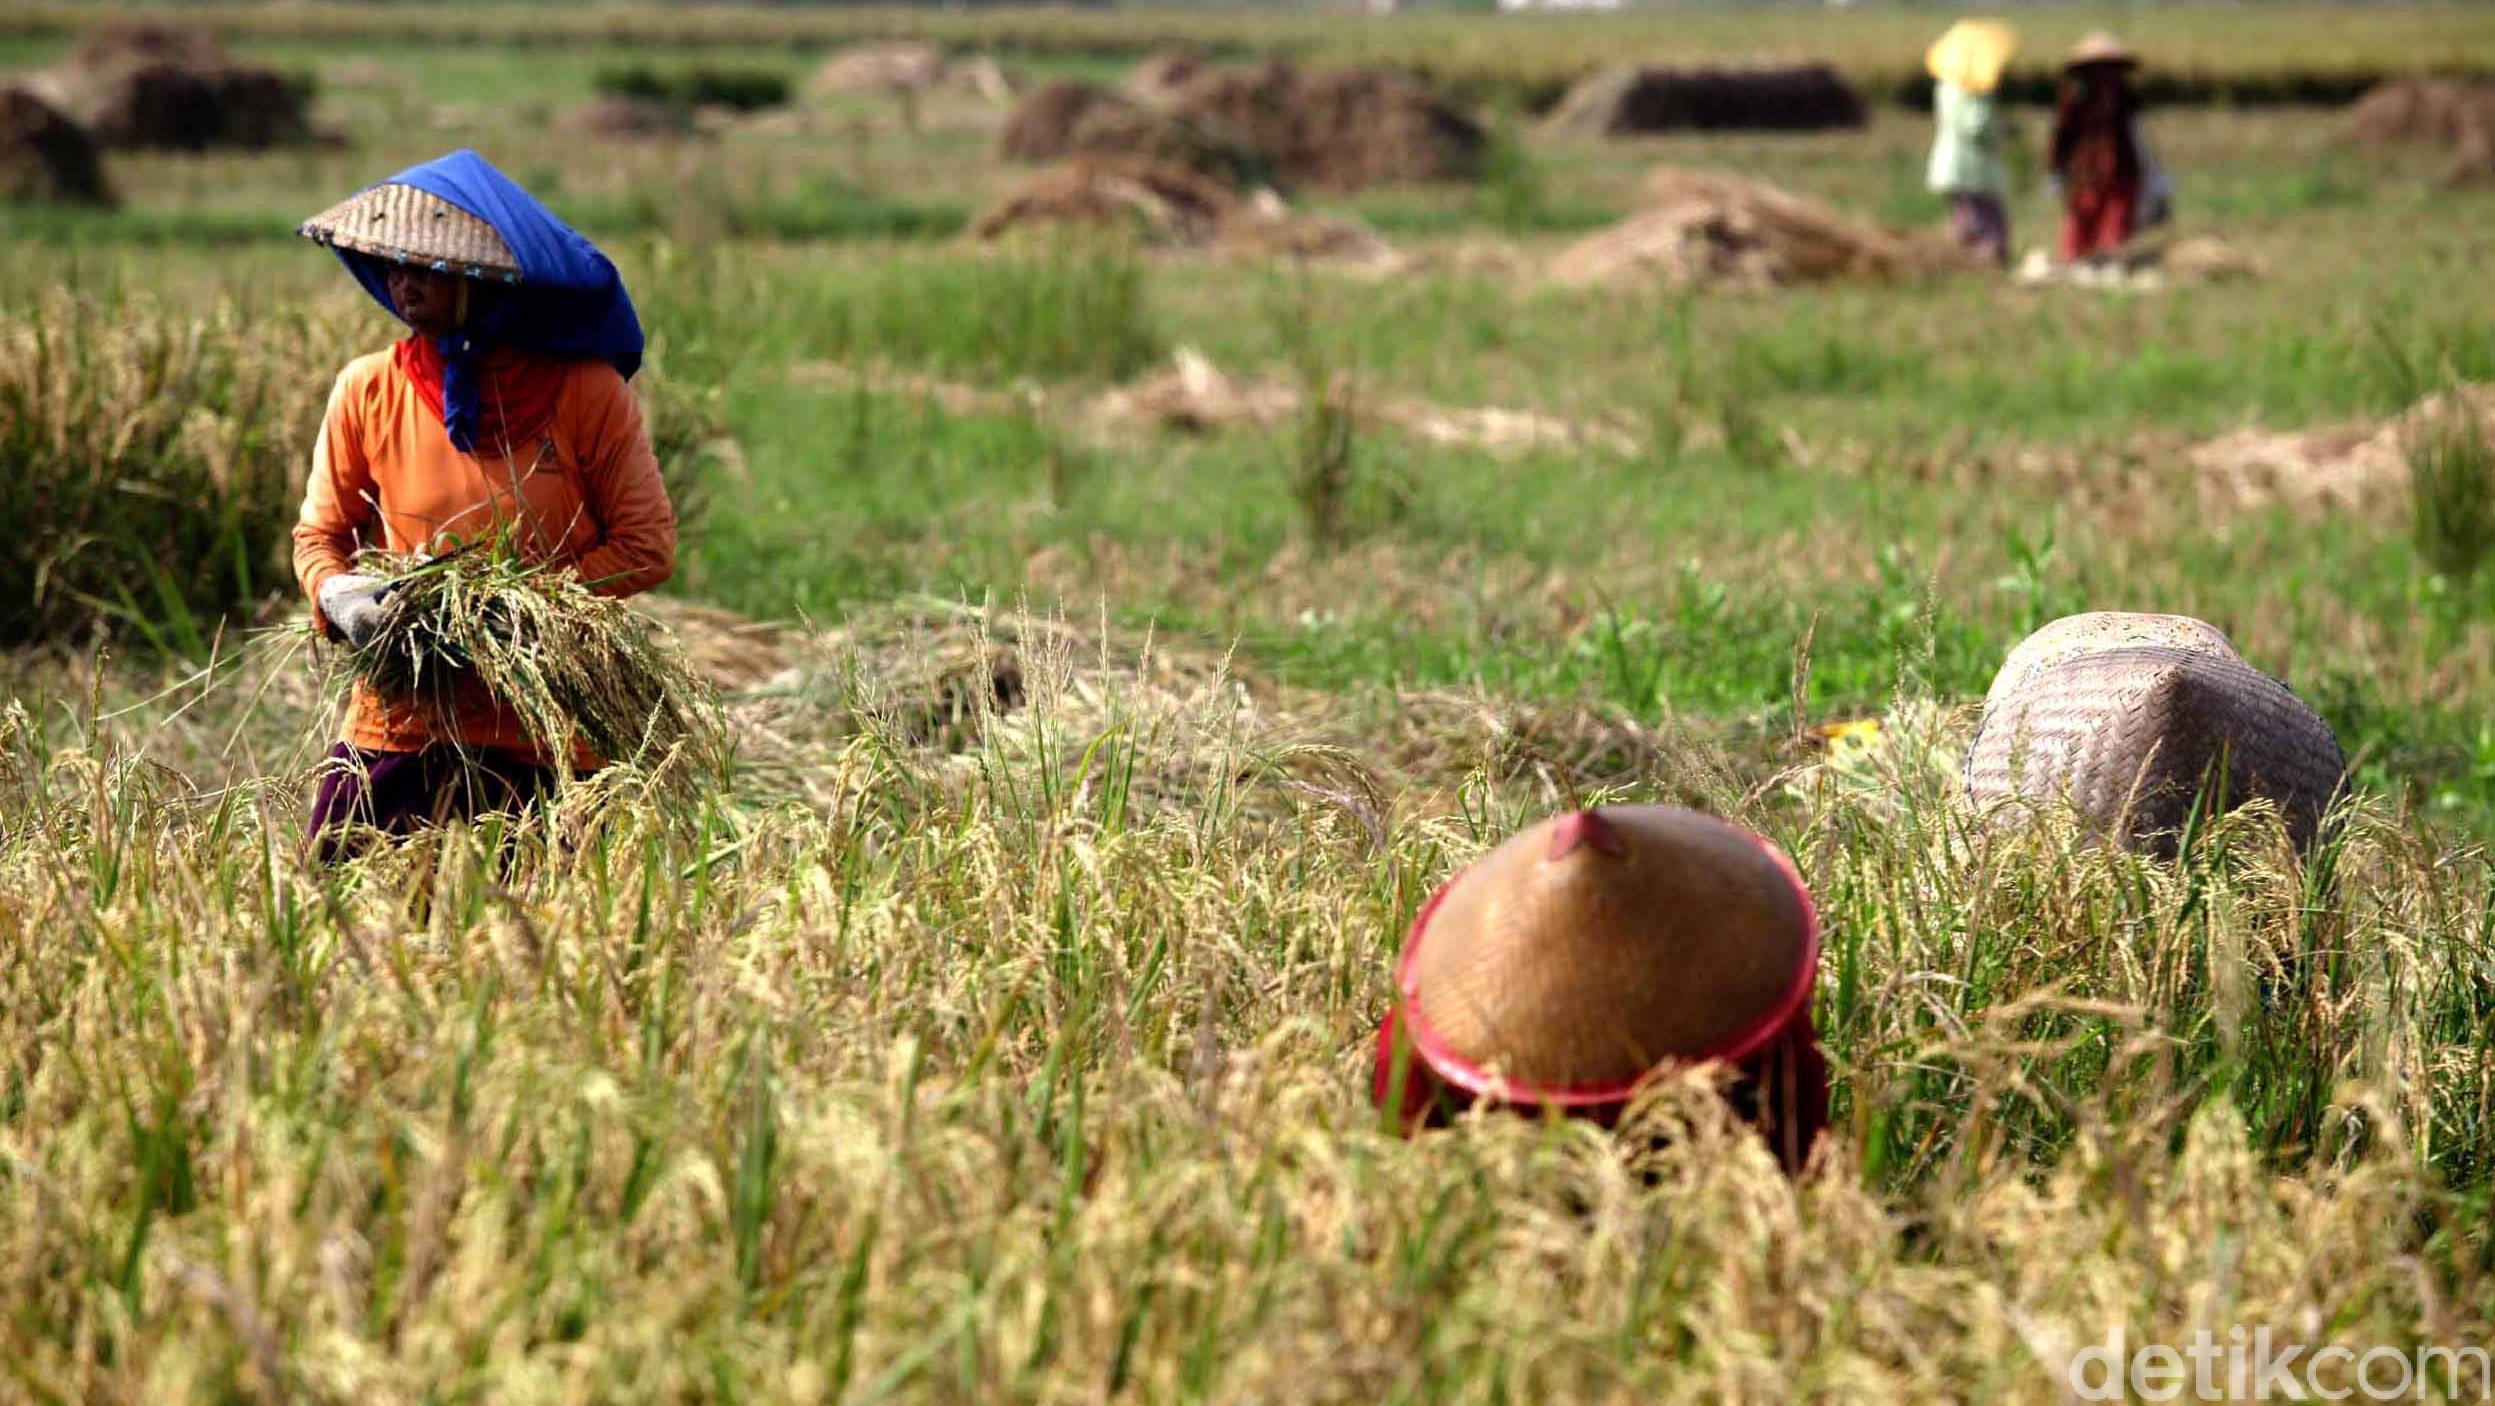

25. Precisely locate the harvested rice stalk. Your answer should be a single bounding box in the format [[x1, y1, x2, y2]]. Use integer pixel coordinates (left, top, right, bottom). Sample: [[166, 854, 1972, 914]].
[[338, 548, 728, 786]]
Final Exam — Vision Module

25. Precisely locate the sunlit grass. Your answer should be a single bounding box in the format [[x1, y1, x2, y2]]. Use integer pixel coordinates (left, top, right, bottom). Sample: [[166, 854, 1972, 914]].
[[4, 613, 2492, 1401]]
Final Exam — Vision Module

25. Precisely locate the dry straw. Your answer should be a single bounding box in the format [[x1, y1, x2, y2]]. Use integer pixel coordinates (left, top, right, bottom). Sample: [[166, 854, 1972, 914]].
[[339, 546, 728, 789], [9, 602, 2493, 1402]]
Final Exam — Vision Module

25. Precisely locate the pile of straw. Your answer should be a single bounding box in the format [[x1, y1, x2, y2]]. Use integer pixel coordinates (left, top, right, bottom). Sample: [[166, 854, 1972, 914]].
[[998, 62, 1484, 193], [342, 549, 727, 783], [969, 157, 1403, 271], [1551, 166, 1945, 290], [2344, 78, 2495, 183], [32, 20, 313, 151], [1159, 61, 1486, 192], [996, 79, 1257, 184], [1543, 61, 1866, 136], [972, 155, 1239, 246], [0, 85, 112, 205]]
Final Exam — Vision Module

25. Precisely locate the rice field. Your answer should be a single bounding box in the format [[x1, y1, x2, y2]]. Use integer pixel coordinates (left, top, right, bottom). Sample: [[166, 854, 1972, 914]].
[[9, 1, 2495, 105], [7, 4, 2495, 1402]]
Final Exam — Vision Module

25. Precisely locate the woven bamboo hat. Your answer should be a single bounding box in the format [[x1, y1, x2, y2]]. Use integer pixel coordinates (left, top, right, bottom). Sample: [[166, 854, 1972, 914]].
[[1966, 620, 2344, 853], [1927, 19, 2019, 96], [2065, 31, 2139, 71], [1982, 611, 2242, 713], [1392, 805, 1818, 1106], [299, 182, 523, 283]]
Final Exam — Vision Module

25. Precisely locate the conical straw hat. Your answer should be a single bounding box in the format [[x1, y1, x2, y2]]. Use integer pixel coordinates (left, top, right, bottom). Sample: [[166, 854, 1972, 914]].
[[1927, 19, 2019, 96], [299, 182, 523, 283], [1397, 805, 1817, 1103], [1982, 611, 2241, 712], [1965, 645, 2345, 854], [2065, 31, 2139, 71]]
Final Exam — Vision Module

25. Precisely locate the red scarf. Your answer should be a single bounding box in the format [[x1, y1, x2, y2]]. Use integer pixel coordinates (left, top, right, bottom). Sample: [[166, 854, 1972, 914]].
[[393, 336, 571, 455]]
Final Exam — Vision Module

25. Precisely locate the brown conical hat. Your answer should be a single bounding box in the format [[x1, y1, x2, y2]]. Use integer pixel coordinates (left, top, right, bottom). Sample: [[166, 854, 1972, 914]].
[[1983, 611, 2240, 713], [1965, 645, 2346, 854], [2065, 30, 2139, 70], [1398, 805, 1817, 1102], [298, 182, 523, 283]]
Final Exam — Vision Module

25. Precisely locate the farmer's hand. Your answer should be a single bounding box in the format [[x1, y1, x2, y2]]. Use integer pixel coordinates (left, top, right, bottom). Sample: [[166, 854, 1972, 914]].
[[317, 573, 391, 649]]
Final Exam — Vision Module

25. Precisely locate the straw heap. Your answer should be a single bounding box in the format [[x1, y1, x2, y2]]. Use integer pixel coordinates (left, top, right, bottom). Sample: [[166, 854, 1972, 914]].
[[341, 549, 728, 787]]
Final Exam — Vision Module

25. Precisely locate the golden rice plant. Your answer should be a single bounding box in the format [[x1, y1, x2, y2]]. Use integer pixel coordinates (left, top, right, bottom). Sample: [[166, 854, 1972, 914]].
[[0, 289, 352, 649], [4, 608, 2492, 1403]]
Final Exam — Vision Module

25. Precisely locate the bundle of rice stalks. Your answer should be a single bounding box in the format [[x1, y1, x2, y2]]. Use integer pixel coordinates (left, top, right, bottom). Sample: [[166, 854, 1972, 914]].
[[342, 548, 728, 786]]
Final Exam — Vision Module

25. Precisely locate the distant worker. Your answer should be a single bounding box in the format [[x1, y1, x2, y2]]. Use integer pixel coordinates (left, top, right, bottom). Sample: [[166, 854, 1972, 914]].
[[1925, 18, 2019, 267], [292, 150, 676, 860], [2050, 32, 2148, 263], [1371, 806, 1828, 1175]]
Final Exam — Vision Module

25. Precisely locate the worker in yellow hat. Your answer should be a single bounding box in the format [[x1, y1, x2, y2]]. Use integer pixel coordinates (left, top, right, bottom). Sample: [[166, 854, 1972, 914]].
[[1925, 18, 2019, 266]]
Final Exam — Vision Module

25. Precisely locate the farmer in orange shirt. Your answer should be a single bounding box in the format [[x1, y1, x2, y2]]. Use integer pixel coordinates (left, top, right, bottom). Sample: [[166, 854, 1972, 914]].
[[293, 151, 676, 860]]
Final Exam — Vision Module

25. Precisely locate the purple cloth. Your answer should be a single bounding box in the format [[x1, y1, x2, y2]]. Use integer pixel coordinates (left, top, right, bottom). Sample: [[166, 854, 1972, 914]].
[[305, 743, 554, 863], [1949, 193, 2010, 267]]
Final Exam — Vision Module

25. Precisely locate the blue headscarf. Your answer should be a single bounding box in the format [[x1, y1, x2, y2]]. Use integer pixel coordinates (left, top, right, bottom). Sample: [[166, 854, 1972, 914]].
[[330, 150, 643, 452]]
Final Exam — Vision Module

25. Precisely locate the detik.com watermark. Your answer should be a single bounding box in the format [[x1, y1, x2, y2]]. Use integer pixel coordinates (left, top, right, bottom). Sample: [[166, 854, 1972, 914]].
[[2069, 1328, 2491, 1402]]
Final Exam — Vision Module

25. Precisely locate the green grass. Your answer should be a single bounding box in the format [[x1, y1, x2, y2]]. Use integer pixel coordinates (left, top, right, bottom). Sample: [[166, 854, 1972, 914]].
[[647, 244, 1165, 386]]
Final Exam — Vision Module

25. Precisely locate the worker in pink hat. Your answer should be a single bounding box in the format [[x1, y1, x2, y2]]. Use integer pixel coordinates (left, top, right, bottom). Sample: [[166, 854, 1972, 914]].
[[1371, 805, 1829, 1175], [2050, 32, 2150, 262]]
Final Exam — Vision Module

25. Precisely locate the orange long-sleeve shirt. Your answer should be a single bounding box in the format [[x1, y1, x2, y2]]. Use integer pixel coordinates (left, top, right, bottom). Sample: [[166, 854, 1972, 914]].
[[293, 348, 677, 758]]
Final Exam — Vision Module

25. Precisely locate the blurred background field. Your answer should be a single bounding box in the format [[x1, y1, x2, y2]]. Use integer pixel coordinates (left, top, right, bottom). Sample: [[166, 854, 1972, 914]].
[[11, 1, 2495, 105], [12, 2, 2491, 823], [8, 3, 2495, 1401]]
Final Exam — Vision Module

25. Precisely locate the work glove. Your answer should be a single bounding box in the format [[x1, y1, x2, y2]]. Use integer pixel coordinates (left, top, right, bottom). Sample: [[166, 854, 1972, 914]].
[[317, 572, 392, 649]]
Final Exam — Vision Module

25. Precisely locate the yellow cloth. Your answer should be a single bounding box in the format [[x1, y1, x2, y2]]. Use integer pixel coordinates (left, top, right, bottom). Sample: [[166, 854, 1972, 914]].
[[1927, 19, 2018, 96]]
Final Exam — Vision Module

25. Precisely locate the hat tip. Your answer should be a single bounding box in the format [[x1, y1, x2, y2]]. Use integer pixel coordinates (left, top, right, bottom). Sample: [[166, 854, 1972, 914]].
[[1545, 808, 1628, 862]]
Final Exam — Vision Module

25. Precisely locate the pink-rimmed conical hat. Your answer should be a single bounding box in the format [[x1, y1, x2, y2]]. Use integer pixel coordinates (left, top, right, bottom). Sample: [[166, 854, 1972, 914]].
[[1392, 805, 1818, 1107]]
